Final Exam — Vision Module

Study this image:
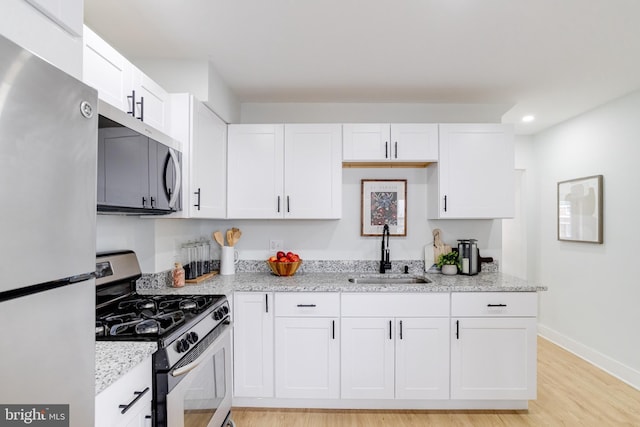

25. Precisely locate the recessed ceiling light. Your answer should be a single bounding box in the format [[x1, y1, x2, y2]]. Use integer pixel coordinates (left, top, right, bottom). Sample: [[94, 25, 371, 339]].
[[522, 115, 535, 122]]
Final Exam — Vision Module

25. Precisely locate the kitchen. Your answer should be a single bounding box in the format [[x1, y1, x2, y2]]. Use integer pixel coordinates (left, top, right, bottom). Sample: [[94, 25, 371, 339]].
[[1, 1, 640, 426]]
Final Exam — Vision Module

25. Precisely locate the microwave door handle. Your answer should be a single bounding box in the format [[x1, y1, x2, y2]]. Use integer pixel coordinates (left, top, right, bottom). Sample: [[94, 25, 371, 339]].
[[167, 148, 181, 209]]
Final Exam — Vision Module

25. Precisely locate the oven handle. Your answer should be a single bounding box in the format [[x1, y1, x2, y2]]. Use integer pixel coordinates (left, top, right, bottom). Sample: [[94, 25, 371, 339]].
[[170, 321, 232, 378]]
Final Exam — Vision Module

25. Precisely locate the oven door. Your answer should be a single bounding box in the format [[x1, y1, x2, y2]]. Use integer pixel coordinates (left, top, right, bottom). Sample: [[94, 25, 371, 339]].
[[166, 321, 232, 427]]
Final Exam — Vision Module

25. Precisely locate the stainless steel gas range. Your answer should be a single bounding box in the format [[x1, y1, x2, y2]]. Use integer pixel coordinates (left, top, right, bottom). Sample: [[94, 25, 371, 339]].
[[95, 251, 234, 427]]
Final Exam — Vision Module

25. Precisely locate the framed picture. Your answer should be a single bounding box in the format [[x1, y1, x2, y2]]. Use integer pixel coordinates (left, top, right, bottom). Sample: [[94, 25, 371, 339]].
[[361, 179, 407, 236], [557, 175, 603, 243]]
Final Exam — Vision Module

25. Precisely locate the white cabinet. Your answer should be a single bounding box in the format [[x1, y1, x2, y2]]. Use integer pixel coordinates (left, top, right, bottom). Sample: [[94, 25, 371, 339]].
[[343, 123, 438, 163], [341, 293, 450, 400], [427, 123, 515, 219], [95, 357, 152, 427], [395, 317, 450, 400], [0, 0, 83, 78], [450, 292, 537, 400], [169, 94, 226, 218], [341, 317, 395, 399], [83, 26, 170, 134], [233, 292, 274, 398], [25, 0, 82, 36], [227, 124, 342, 219], [274, 293, 340, 399], [83, 25, 133, 113]]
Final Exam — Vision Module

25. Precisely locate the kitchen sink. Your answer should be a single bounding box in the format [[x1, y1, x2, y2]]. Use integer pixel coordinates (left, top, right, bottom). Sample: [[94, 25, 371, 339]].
[[348, 277, 431, 285]]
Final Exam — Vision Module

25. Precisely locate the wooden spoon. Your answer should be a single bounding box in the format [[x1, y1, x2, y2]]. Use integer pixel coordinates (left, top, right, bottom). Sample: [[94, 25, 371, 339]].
[[226, 229, 234, 247], [232, 227, 242, 245], [212, 231, 224, 247]]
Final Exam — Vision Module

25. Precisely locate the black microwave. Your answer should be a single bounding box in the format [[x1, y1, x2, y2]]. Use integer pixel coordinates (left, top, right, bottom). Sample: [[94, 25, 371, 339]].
[[96, 101, 182, 215]]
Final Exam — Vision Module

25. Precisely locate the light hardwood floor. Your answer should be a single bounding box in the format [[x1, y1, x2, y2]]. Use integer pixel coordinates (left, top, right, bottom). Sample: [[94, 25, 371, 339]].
[[232, 337, 640, 426]]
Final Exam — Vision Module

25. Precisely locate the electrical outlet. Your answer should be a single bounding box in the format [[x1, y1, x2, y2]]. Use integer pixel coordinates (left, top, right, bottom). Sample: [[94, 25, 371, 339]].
[[269, 239, 284, 251]]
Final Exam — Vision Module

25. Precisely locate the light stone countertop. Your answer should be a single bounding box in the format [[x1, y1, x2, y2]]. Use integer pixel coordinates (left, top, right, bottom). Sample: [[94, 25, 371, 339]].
[[138, 271, 546, 294], [95, 341, 157, 395]]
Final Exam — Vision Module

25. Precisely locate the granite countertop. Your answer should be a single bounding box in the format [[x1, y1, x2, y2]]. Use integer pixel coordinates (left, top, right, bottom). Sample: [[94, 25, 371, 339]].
[[139, 271, 546, 294], [95, 342, 157, 395]]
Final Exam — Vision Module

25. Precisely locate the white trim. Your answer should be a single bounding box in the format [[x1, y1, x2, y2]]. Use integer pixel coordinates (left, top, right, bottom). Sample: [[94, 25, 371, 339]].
[[232, 397, 529, 410], [538, 325, 640, 391]]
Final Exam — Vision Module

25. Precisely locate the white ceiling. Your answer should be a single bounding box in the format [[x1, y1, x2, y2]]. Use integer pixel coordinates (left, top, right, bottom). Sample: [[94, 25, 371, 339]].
[[84, 0, 640, 134]]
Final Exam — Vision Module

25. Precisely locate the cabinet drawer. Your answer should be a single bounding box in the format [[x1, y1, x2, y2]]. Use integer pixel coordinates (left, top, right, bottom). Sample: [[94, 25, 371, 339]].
[[275, 292, 340, 317], [341, 293, 449, 317], [95, 357, 152, 426], [451, 292, 537, 317]]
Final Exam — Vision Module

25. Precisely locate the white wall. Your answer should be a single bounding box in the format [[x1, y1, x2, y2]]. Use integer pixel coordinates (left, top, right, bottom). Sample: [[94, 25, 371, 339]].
[[240, 102, 511, 124], [530, 90, 640, 388], [97, 167, 503, 273], [134, 58, 209, 102]]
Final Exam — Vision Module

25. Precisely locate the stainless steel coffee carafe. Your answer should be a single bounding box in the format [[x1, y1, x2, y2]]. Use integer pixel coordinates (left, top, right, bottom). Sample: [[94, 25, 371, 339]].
[[457, 239, 479, 275]]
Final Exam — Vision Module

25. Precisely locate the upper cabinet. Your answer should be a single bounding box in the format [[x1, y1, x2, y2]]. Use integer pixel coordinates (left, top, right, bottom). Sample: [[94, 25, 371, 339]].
[[227, 124, 342, 219], [25, 0, 82, 37], [83, 26, 170, 134], [343, 123, 438, 163], [427, 124, 515, 219], [169, 94, 227, 218], [0, 0, 83, 78]]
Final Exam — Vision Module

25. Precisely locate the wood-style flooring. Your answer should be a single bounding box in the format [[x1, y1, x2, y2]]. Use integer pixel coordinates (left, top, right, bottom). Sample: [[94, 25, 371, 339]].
[[232, 337, 640, 426]]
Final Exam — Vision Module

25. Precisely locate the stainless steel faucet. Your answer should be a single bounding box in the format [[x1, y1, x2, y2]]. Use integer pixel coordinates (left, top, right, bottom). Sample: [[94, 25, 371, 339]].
[[379, 224, 392, 273]]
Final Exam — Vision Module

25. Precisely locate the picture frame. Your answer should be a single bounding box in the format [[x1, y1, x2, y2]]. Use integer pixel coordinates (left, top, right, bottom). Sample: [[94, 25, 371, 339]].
[[557, 175, 603, 243], [361, 179, 407, 236]]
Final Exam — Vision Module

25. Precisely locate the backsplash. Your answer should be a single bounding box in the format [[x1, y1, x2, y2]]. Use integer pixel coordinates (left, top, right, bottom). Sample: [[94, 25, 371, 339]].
[[137, 259, 499, 290]]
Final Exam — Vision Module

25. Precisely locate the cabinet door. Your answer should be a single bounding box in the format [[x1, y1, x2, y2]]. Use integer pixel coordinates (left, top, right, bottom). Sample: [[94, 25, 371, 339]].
[[190, 101, 227, 218], [284, 124, 342, 219], [133, 68, 170, 133], [83, 26, 134, 112], [275, 317, 339, 399], [233, 292, 274, 398], [99, 128, 149, 209], [434, 124, 514, 218], [391, 124, 438, 161], [451, 317, 537, 400], [25, 0, 82, 36], [395, 317, 450, 399], [341, 317, 395, 399], [342, 123, 390, 161], [95, 357, 152, 427], [227, 125, 284, 218]]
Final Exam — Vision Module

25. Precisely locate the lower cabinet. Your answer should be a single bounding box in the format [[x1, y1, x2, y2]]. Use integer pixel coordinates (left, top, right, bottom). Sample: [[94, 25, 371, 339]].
[[274, 292, 340, 399], [341, 293, 450, 400], [232, 290, 538, 407], [95, 357, 152, 427], [450, 292, 538, 400], [233, 292, 274, 398], [275, 317, 340, 398]]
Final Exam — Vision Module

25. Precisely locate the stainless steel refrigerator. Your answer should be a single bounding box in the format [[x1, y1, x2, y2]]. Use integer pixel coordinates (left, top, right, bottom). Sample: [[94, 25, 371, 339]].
[[0, 34, 97, 426]]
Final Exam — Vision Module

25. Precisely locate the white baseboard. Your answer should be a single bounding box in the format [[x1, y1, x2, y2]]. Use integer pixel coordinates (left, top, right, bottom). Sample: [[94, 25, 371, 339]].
[[538, 324, 640, 391]]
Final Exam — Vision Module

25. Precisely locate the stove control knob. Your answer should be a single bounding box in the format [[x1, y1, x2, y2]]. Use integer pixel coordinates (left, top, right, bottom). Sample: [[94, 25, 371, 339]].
[[186, 331, 198, 344], [176, 338, 190, 353], [221, 305, 229, 315], [213, 309, 223, 320]]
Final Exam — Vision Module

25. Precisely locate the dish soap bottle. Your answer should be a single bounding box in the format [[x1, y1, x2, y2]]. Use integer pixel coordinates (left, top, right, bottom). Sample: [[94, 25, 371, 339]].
[[172, 262, 185, 287]]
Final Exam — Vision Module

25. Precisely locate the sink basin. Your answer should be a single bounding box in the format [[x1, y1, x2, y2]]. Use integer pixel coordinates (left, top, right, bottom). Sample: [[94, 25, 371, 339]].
[[348, 277, 431, 285]]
